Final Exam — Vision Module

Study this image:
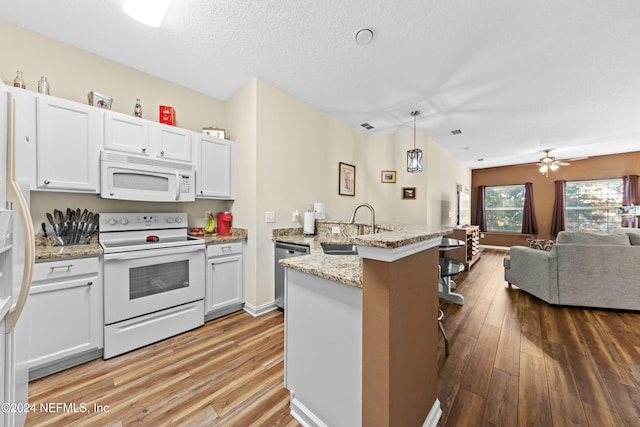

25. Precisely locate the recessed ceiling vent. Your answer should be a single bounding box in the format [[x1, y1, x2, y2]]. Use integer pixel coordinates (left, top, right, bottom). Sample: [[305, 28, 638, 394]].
[[360, 123, 374, 130], [451, 129, 463, 135]]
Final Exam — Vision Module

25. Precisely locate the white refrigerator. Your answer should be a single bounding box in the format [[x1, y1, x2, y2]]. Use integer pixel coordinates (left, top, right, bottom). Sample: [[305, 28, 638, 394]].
[[1, 83, 35, 427]]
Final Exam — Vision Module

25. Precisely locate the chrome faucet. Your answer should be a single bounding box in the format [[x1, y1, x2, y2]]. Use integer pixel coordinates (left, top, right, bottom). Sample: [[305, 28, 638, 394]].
[[349, 203, 376, 234]]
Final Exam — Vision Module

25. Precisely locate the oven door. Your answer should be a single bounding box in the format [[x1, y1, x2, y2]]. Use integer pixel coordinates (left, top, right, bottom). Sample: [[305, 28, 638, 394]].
[[103, 246, 205, 324]]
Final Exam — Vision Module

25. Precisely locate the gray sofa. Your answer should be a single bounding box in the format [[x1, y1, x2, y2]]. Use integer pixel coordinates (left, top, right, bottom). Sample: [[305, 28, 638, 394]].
[[503, 229, 640, 310]]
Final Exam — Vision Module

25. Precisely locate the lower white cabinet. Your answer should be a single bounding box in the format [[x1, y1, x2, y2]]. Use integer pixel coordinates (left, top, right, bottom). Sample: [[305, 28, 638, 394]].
[[27, 257, 103, 379], [205, 242, 244, 321]]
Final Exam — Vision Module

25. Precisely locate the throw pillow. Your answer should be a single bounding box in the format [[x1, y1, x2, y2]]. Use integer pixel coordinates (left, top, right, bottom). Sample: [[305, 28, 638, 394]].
[[527, 239, 555, 251]]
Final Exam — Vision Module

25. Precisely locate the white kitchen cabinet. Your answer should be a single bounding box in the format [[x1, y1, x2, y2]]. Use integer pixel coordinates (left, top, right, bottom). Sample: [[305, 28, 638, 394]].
[[27, 257, 103, 379], [36, 95, 102, 192], [153, 123, 192, 162], [104, 110, 150, 155], [7, 87, 37, 189], [196, 134, 236, 199], [205, 241, 244, 321], [104, 111, 192, 162]]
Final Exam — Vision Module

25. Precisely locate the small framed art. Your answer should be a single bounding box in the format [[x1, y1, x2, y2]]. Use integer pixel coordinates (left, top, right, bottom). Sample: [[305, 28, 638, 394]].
[[381, 170, 396, 183], [402, 187, 416, 200], [339, 162, 356, 196]]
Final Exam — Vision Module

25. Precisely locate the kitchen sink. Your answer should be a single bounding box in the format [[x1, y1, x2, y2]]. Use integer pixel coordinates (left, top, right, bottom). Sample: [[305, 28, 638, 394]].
[[321, 243, 358, 255]]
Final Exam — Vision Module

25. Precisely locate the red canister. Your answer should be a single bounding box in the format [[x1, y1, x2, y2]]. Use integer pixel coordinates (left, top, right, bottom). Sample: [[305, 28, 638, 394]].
[[217, 212, 233, 236]]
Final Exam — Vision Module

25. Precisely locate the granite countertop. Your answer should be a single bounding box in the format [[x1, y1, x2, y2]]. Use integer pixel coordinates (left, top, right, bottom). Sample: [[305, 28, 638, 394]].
[[35, 228, 248, 261], [274, 222, 451, 288]]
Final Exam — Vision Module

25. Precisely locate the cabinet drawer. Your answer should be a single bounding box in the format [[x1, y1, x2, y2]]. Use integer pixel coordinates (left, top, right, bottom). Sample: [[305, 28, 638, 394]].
[[34, 257, 99, 282], [207, 241, 243, 257]]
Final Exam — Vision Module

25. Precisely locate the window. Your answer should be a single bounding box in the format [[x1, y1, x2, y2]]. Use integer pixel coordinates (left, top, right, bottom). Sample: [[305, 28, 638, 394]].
[[485, 185, 525, 232], [565, 179, 623, 233]]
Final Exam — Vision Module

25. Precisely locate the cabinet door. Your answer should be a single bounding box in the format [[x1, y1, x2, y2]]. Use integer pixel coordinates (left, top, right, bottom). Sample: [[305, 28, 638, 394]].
[[8, 87, 37, 189], [196, 135, 235, 199], [153, 123, 192, 162], [205, 253, 243, 314], [36, 96, 101, 192], [104, 110, 150, 155], [27, 274, 102, 369]]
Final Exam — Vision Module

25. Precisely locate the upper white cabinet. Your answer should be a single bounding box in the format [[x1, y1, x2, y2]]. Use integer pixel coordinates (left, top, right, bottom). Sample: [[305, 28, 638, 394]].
[[104, 110, 150, 155], [7, 87, 37, 189], [104, 111, 192, 163], [196, 134, 235, 199], [36, 95, 102, 192]]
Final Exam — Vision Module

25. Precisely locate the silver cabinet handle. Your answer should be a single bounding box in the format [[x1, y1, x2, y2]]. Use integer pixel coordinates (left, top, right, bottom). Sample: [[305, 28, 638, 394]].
[[141, 148, 147, 153], [43, 180, 50, 184], [87, 281, 93, 286], [50, 264, 73, 271], [160, 150, 165, 156]]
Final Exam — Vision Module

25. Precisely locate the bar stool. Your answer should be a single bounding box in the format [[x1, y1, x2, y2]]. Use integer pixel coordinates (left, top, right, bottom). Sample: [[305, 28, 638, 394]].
[[438, 308, 449, 356]]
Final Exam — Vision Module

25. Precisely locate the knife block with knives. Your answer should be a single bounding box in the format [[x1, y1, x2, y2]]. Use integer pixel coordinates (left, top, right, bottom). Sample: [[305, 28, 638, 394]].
[[44, 208, 99, 246]]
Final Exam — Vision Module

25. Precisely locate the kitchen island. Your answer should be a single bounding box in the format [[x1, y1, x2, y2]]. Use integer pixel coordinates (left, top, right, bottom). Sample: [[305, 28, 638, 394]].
[[278, 222, 450, 427]]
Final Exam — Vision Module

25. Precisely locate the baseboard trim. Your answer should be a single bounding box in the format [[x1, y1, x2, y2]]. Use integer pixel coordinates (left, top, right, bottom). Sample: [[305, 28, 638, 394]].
[[290, 392, 327, 427], [479, 244, 510, 251], [423, 398, 442, 427], [243, 301, 279, 317]]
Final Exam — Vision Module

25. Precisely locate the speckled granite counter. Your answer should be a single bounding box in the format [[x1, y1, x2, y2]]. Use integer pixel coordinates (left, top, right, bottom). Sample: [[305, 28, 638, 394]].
[[35, 228, 248, 261], [198, 228, 248, 244], [274, 222, 451, 288]]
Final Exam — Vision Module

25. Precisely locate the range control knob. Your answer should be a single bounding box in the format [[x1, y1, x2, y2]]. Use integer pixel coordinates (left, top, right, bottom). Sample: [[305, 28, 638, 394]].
[[174, 217, 183, 223], [120, 218, 129, 225], [166, 217, 174, 223], [108, 218, 117, 226]]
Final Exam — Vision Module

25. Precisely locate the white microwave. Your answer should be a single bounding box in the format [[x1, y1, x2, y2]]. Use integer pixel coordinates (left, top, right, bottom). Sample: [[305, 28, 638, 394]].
[[100, 151, 195, 202]]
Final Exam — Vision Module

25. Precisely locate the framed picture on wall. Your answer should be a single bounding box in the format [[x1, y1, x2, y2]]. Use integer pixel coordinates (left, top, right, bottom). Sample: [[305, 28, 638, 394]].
[[339, 162, 356, 196], [402, 187, 416, 200], [381, 170, 396, 183]]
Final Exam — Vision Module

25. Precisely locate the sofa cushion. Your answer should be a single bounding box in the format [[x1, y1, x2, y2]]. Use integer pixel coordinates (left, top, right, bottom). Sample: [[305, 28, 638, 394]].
[[556, 231, 630, 246], [527, 239, 555, 251]]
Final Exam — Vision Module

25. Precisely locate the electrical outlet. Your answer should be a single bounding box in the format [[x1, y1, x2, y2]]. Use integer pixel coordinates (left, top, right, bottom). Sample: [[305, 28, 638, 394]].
[[480, 233, 485, 238], [265, 211, 276, 223], [292, 210, 299, 222], [332, 226, 341, 234]]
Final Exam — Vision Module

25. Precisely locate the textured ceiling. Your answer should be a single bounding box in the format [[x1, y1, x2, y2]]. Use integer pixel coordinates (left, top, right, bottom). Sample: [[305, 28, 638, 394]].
[[2, 0, 640, 169]]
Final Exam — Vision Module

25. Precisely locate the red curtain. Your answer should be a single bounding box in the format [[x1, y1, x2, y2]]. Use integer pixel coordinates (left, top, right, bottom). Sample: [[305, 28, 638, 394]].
[[474, 186, 486, 231], [550, 180, 566, 237], [622, 175, 639, 227], [521, 182, 538, 234]]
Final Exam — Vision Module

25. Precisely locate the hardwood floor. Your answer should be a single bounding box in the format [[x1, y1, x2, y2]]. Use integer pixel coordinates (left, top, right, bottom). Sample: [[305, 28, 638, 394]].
[[26, 249, 640, 426], [26, 310, 300, 427], [437, 248, 640, 427]]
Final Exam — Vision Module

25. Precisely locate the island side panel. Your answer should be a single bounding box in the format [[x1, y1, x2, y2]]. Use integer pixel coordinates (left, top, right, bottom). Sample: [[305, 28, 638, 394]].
[[362, 246, 439, 427], [284, 268, 363, 427]]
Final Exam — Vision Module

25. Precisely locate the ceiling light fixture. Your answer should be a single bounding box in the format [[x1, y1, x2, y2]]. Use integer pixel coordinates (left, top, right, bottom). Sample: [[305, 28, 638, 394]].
[[407, 111, 423, 173], [537, 149, 569, 177], [122, 0, 172, 27]]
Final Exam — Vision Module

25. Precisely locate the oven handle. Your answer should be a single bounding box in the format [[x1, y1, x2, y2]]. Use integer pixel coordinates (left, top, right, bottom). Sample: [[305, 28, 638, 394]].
[[104, 246, 204, 261]]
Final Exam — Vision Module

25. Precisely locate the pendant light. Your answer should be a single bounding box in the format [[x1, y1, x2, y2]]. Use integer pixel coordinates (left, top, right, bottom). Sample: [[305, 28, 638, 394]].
[[407, 110, 423, 173]]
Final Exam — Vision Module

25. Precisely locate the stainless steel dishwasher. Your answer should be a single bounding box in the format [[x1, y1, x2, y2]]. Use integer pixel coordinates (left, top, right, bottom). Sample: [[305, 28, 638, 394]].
[[274, 241, 310, 309]]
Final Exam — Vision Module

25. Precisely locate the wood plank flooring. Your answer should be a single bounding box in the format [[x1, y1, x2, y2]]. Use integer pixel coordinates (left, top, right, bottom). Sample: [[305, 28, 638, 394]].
[[26, 310, 300, 427], [437, 248, 640, 427], [26, 248, 640, 426]]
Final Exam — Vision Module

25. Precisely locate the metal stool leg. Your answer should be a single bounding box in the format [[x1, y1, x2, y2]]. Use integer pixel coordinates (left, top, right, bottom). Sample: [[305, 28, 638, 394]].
[[438, 309, 449, 356]]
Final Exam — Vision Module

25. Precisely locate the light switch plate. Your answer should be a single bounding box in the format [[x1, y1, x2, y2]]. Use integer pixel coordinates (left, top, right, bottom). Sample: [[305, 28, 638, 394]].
[[265, 211, 276, 223], [332, 226, 341, 234]]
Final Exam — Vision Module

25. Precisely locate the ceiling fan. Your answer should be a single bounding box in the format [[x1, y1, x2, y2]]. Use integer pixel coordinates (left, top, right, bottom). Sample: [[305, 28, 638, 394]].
[[537, 149, 570, 177]]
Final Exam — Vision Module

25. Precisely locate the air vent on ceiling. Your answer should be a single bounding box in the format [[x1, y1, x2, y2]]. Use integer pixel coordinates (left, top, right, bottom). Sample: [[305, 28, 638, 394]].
[[451, 129, 463, 135], [360, 123, 374, 130]]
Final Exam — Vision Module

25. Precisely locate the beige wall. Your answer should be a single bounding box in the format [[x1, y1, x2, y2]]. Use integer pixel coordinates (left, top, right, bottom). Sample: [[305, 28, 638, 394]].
[[2, 20, 471, 309]]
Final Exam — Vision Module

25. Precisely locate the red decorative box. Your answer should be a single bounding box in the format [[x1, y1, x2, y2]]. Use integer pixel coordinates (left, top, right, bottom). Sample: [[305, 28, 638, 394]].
[[159, 105, 175, 125]]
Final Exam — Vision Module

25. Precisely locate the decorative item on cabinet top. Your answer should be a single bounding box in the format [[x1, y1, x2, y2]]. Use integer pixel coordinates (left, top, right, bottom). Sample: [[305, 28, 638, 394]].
[[88, 91, 113, 110], [42, 208, 99, 246], [202, 126, 226, 139]]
